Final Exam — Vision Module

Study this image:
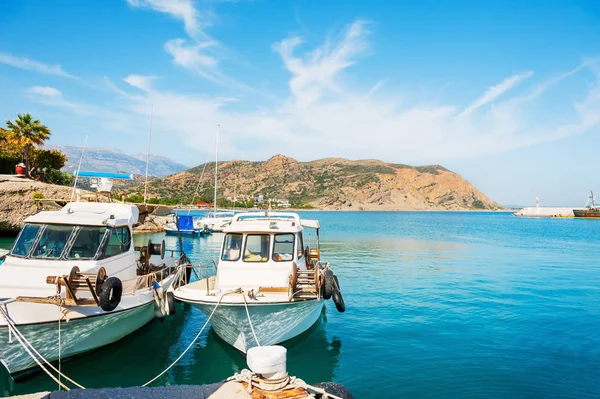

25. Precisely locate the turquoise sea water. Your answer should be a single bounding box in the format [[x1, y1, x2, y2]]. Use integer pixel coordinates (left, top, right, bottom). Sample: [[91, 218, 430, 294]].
[[1, 212, 600, 398]]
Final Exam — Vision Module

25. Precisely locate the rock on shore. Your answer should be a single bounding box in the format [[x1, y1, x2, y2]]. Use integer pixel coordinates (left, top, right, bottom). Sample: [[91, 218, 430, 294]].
[[0, 175, 85, 234]]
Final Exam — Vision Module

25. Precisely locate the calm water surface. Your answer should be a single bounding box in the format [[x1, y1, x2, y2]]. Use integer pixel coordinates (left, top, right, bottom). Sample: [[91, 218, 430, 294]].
[[1, 212, 599, 398]]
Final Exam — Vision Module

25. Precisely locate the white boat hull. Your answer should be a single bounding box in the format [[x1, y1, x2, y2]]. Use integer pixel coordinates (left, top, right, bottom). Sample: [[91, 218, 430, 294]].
[[191, 299, 324, 352], [0, 302, 154, 375]]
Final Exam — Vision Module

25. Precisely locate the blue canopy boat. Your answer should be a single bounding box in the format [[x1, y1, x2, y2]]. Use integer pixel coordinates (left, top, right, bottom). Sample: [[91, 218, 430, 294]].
[[164, 215, 198, 236]]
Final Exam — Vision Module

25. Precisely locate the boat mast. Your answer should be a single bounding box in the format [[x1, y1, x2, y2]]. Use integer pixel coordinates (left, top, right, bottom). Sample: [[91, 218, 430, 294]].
[[143, 103, 154, 204], [214, 124, 219, 215]]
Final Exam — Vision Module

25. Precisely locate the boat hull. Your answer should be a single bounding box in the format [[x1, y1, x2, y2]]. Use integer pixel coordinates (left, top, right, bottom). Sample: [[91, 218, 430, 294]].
[[192, 299, 324, 352], [164, 229, 198, 236], [0, 302, 154, 376], [573, 209, 600, 218]]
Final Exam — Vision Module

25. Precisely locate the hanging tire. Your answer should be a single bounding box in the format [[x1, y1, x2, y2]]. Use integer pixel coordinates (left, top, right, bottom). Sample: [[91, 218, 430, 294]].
[[165, 291, 176, 315], [332, 288, 345, 313], [322, 269, 335, 300], [313, 382, 354, 399], [99, 277, 122, 312]]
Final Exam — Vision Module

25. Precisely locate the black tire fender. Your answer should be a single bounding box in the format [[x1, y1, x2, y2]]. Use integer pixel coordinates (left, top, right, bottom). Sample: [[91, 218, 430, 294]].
[[322, 269, 335, 300], [99, 277, 122, 312], [166, 291, 176, 315]]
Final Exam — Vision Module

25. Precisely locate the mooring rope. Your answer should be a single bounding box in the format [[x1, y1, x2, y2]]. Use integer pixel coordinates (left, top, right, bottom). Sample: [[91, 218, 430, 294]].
[[0, 305, 78, 390], [241, 290, 261, 347], [142, 290, 234, 387]]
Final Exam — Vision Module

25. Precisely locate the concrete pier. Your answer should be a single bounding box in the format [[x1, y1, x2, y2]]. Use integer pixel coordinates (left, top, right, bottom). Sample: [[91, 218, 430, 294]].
[[10, 381, 257, 399], [513, 207, 577, 218]]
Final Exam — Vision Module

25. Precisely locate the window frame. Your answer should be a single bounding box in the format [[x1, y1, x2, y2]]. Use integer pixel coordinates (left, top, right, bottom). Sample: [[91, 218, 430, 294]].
[[221, 233, 243, 262], [243, 234, 271, 263], [29, 224, 75, 260], [65, 226, 109, 260], [10, 223, 44, 258], [297, 232, 305, 258], [272, 233, 295, 262], [99, 226, 132, 259]]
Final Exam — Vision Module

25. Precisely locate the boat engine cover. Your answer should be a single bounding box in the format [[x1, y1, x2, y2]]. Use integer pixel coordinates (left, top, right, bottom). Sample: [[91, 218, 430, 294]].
[[247, 345, 287, 379]]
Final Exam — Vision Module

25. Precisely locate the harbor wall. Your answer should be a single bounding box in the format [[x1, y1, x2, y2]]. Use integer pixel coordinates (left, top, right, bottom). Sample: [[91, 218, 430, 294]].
[[513, 207, 575, 218]]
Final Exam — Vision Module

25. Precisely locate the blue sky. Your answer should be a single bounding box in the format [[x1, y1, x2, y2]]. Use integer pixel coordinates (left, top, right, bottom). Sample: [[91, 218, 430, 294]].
[[1, 0, 599, 206]]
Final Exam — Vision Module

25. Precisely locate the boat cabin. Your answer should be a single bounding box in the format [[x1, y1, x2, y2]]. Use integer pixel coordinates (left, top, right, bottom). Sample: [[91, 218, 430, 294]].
[[216, 212, 320, 291], [0, 203, 139, 297]]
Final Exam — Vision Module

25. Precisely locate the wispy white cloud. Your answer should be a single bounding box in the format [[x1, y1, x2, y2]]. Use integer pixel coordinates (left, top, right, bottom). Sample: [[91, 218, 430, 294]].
[[0, 52, 76, 78], [273, 20, 370, 106], [27, 86, 63, 98], [164, 39, 219, 78], [123, 74, 157, 92], [126, 0, 250, 88], [26, 86, 94, 115], [458, 71, 533, 117], [126, 0, 205, 40]]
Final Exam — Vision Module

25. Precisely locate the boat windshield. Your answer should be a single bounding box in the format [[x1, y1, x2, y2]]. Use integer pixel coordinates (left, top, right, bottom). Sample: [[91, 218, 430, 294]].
[[31, 225, 75, 259], [10, 223, 110, 260], [66, 226, 108, 260], [273, 233, 294, 262], [244, 234, 270, 262], [10, 223, 43, 257]]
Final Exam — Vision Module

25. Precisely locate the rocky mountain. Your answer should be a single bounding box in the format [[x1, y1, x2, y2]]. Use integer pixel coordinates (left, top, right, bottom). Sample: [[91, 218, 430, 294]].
[[48, 145, 188, 177], [135, 155, 502, 211]]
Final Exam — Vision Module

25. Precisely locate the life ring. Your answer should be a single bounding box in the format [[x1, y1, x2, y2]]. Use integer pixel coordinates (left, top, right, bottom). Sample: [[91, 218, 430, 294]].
[[99, 277, 122, 312], [322, 269, 335, 300]]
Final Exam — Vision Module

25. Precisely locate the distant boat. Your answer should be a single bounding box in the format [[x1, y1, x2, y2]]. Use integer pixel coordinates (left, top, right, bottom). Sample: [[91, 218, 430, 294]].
[[164, 215, 199, 236], [573, 190, 600, 218], [195, 210, 236, 232]]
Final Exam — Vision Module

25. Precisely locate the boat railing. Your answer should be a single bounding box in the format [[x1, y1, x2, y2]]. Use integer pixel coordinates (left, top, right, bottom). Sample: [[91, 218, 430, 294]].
[[173, 261, 218, 295], [126, 255, 188, 294]]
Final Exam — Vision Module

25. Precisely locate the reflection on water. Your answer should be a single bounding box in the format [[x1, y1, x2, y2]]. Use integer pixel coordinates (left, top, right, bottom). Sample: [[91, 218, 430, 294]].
[[2, 212, 600, 398]]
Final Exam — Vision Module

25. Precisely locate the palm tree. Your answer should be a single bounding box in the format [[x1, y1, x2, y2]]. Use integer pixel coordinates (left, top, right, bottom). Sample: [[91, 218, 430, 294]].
[[5, 113, 51, 176]]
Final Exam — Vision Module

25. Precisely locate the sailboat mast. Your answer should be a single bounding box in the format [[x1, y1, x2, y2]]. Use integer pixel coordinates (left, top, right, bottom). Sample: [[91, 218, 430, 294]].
[[143, 103, 154, 204], [214, 124, 219, 215]]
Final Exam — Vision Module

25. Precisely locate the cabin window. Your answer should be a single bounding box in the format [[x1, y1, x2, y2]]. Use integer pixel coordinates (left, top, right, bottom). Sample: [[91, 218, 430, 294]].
[[222, 233, 243, 261], [244, 234, 270, 262], [102, 226, 131, 258], [30, 225, 74, 259], [273, 233, 295, 262], [66, 226, 108, 260], [10, 223, 42, 257], [297, 233, 304, 258]]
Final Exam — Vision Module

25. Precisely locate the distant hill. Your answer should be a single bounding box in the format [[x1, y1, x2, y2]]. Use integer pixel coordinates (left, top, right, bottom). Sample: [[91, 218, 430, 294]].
[[131, 155, 502, 210], [48, 145, 188, 177]]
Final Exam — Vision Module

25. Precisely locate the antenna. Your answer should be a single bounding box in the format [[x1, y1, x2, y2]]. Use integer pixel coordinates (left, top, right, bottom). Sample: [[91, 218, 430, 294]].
[[143, 103, 154, 204], [69, 135, 88, 208], [214, 124, 219, 215]]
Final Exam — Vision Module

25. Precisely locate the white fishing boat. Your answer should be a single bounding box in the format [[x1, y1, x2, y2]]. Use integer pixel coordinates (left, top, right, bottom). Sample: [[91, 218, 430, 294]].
[[195, 210, 236, 232], [0, 201, 187, 376], [174, 211, 345, 352]]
